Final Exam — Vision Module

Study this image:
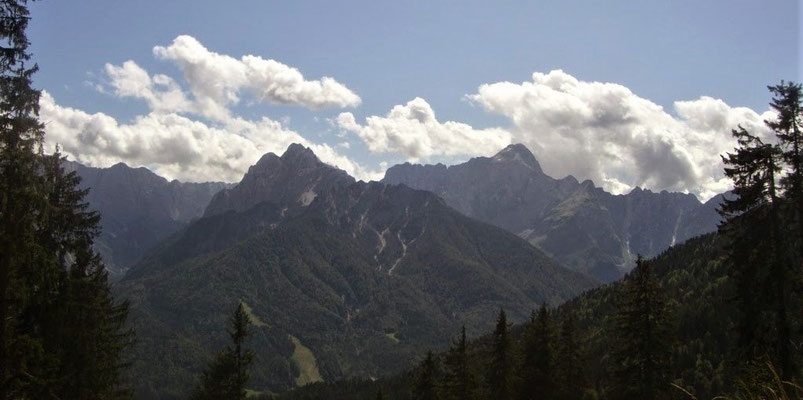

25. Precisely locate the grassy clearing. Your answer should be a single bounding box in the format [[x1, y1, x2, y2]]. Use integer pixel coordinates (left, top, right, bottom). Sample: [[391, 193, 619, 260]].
[[384, 332, 399, 344], [288, 335, 323, 386], [240, 301, 267, 327]]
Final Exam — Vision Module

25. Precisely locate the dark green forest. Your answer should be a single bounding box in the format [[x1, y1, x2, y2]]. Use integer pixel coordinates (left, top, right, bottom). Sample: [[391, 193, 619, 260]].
[[266, 78, 803, 400], [1, 1, 802, 399], [0, 1, 131, 399]]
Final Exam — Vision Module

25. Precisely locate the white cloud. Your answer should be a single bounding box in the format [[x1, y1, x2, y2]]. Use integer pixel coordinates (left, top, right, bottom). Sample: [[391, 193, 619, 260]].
[[150, 35, 360, 120], [336, 97, 511, 161], [51, 45, 773, 201], [40, 91, 381, 183], [41, 35, 376, 184], [104, 60, 192, 114], [468, 70, 773, 200]]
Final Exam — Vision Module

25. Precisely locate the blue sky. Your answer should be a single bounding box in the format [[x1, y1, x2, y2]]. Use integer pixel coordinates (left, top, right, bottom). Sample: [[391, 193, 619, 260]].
[[29, 1, 800, 199]]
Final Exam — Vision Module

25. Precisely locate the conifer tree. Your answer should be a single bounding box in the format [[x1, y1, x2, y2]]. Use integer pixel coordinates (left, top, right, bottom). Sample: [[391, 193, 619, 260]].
[[609, 256, 673, 400], [766, 83, 802, 377], [1, 2, 131, 398], [36, 152, 133, 399], [518, 305, 554, 400], [486, 309, 515, 400], [442, 326, 477, 400], [414, 350, 440, 400], [553, 314, 586, 400], [192, 302, 255, 400], [767, 81, 803, 237], [720, 119, 795, 378], [0, 1, 46, 397]]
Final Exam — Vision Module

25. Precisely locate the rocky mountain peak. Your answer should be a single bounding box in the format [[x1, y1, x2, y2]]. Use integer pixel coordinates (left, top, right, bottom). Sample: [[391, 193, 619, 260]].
[[383, 147, 723, 282], [204, 143, 354, 217], [280, 143, 320, 167], [491, 143, 542, 172]]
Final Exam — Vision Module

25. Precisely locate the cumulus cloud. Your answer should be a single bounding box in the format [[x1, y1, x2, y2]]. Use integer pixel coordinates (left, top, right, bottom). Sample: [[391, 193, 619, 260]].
[[40, 92, 380, 183], [336, 97, 511, 161], [41, 35, 377, 184], [150, 35, 361, 120], [468, 70, 773, 200], [104, 61, 192, 114]]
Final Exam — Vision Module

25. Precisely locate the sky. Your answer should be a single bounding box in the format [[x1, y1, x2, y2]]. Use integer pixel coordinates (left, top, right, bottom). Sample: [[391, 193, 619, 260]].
[[29, 1, 800, 200]]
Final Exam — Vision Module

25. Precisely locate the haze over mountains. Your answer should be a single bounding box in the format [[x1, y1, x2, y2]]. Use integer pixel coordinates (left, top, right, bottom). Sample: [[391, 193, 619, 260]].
[[65, 161, 229, 278], [384, 144, 723, 281], [113, 144, 595, 397]]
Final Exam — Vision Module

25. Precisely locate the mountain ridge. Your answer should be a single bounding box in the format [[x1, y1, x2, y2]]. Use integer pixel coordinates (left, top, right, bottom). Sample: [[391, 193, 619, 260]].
[[383, 143, 722, 281], [64, 160, 230, 278], [118, 144, 596, 397]]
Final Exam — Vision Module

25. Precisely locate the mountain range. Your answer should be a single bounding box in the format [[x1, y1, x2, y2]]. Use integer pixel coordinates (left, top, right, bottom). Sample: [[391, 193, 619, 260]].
[[383, 144, 723, 281], [65, 161, 229, 278], [116, 144, 595, 398], [70, 142, 724, 396]]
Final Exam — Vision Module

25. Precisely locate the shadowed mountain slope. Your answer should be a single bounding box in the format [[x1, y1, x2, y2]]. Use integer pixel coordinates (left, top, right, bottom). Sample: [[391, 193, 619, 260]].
[[117, 144, 595, 398], [383, 144, 722, 281], [65, 161, 229, 278]]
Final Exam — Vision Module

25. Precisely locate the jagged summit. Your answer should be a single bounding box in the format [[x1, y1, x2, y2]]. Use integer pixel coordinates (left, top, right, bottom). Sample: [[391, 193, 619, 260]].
[[281, 143, 320, 166], [250, 152, 280, 169], [203, 143, 354, 217], [382, 146, 723, 282], [492, 143, 541, 170], [249, 143, 321, 173]]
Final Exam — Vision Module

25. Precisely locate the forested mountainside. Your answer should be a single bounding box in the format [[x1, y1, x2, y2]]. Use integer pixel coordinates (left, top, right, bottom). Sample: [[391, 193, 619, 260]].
[[116, 144, 595, 398], [384, 144, 722, 282], [271, 233, 741, 400], [4, 1, 800, 399]]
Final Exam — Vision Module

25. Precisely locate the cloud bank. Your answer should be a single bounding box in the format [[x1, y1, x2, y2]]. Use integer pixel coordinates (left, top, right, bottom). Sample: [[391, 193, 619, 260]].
[[41, 35, 379, 183], [467, 70, 772, 199], [336, 97, 511, 161], [338, 70, 771, 200], [45, 42, 772, 202]]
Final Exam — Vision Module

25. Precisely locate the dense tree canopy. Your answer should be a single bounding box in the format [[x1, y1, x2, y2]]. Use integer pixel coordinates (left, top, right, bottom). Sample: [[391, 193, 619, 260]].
[[720, 81, 802, 381], [608, 256, 673, 400], [0, 1, 132, 398]]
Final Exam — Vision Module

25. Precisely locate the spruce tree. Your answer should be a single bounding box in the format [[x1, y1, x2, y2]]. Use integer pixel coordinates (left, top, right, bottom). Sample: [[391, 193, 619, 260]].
[[442, 326, 477, 400], [1, 2, 131, 398], [192, 302, 255, 400], [518, 305, 553, 400], [720, 121, 795, 378], [486, 309, 515, 400], [414, 350, 439, 400], [608, 256, 673, 400], [37, 151, 133, 399], [765, 82, 802, 378], [0, 1, 46, 397], [767, 82, 802, 234], [553, 314, 586, 400]]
